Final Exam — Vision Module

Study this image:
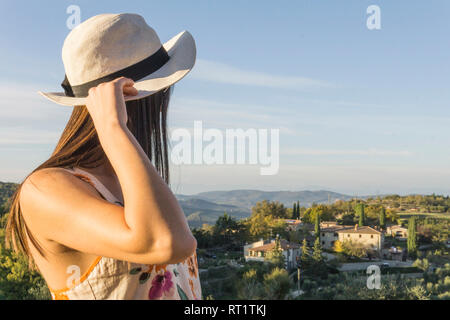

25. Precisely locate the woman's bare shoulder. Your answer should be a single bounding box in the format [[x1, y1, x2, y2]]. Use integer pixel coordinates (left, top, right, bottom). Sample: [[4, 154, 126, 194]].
[[20, 167, 99, 218], [24, 167, 72, 184], [22, 167, 76, 197]]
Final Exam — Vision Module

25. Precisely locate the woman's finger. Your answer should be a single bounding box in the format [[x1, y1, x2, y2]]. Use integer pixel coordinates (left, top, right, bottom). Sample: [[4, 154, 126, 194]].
[[114, 77, 135, 91], [123, 86, 138, 96]]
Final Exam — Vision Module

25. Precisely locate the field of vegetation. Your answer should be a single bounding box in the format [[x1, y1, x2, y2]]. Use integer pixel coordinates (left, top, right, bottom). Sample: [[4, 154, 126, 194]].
[[397, 212, 450, 220]]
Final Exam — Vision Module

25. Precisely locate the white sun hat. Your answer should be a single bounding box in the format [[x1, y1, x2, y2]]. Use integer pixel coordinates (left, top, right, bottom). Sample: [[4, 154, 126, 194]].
[[38, 13, 196, 106]]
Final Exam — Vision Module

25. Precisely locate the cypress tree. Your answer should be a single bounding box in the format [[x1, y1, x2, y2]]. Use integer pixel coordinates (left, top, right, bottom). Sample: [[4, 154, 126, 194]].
[[356, 203, 365, 226], [311, 237, 327, 277], [300, 239, 310, 267], [293, 202, 297, 219], [379, 207, 386, 229], [314, 210, 320, 239], [407, 217, 417, 257], [312, 238, 323, 263], [297, 201, 300, 219]]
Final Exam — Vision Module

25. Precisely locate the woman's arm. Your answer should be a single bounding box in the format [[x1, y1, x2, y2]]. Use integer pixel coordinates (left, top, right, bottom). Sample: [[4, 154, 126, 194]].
[[20, 77, 196, 265]]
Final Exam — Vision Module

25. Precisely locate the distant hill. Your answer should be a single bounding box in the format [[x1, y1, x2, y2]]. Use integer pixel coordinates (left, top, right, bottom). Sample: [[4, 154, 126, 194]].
[[176, 189, 357, 227], [178, 198, 249, 229], [176, 189, 353, 210]]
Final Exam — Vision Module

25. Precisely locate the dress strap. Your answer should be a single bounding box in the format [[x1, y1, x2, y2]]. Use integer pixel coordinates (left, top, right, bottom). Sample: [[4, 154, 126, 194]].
[[62, 167, 121, 205]]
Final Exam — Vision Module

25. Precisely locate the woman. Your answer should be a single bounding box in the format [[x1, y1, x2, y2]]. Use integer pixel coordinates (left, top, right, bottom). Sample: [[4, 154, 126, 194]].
[[5, 13, 201, 300]]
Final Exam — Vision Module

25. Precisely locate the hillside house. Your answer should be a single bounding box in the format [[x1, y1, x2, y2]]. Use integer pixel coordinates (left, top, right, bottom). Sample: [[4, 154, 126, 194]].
[[319, 225, 353, 249], [244, 238, 301, 269], [337, 226, 384, 251], [320, 221, 339, 228], [280, 219, 303, 232], [386, 225, 408, 239], [315, 224, 384, 252]]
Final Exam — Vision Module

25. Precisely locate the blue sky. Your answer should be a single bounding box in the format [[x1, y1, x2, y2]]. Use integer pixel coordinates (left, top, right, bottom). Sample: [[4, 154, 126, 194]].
[[0, 0, 449, 195]]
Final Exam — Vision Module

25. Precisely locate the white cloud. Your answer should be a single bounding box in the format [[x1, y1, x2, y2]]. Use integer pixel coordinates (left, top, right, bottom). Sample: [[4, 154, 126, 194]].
[[169, 97, 300, 135], [190, 59, 331, 90], [0, 126, 60, 145], [0, 82, 71, 120], [0, 82, 71, 151]]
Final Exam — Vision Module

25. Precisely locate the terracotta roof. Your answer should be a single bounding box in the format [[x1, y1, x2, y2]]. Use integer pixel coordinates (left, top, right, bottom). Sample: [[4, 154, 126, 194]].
[[320, 221, 338, 226], [248, 240, 300, 252], [321, 225, 353, 232], [337, 226, 382, 235]]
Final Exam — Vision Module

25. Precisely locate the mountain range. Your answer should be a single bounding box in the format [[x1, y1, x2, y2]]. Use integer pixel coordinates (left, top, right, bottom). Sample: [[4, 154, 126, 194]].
[[176, 189, 354, 228]]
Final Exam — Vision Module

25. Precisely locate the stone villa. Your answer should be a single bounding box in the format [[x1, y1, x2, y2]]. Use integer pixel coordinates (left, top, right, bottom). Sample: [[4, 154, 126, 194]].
[[244, 238, 301, 269], [318, 223, 384, 251], [386, 225, 408, 239]]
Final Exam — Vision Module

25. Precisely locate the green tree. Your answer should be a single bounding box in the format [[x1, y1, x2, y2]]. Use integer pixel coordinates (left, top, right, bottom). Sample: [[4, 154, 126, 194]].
[[213, 212, 239, 243], [312, 238, 323, 263], [339, 239, 368, 258], [407, 217, 417, 257], [262, 267, 292, 300], [266, 235, 285, 269], [300, 239, 310, 269], [191, 226, 213, 248], [252, 200, 288, 219], [379, 207, 386, 229], [314, 212, 320, 239], [309, 238, 329, 279], [412, 258, 429, 272], [301, 208, 314, 223], [356, 203, 365, 226], [246, 200, 289, 240], [292, 202, 298, 219], [236, 269, 263, 300], [0, 243, 50, 300]]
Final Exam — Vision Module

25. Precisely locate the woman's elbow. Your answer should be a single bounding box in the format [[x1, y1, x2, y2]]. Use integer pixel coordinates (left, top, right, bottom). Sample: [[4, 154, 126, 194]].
[[167, 234, 197, 264], [146, 234, 197, 265]]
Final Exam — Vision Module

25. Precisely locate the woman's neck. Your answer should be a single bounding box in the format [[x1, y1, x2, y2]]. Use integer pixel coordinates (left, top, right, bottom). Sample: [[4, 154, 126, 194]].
[[80, 158, 115, 177]]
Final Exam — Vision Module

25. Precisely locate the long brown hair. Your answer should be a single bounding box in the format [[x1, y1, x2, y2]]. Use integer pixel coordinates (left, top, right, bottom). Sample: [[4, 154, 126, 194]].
[[4, 87, 172, 268]]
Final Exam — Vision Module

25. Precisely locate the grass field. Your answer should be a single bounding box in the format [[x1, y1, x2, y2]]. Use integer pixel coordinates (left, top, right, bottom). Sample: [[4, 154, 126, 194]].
[[397, 212, 450, 220]]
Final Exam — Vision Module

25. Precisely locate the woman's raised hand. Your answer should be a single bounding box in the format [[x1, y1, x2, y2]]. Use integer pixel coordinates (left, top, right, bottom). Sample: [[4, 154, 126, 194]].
[[86, 77, 138, 130]]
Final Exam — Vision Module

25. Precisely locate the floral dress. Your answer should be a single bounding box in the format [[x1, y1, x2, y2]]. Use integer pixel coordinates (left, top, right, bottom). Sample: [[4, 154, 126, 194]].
[[48, 167, 202, 300]]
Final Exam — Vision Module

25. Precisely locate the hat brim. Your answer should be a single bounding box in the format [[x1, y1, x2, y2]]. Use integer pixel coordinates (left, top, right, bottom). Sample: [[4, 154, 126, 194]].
[[38, 30, 196, 107]]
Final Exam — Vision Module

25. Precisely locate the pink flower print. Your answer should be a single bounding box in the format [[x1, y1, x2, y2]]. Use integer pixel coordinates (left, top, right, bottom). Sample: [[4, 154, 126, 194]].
[[148, 270, 175, 300]]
